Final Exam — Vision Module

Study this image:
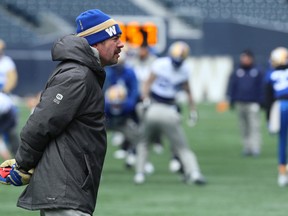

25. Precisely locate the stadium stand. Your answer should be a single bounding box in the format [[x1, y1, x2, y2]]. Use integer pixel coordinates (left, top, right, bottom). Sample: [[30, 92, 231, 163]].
[[1, 0, 288, 96], [0, 10, 38, 47], [0, 0, 148, 47], [1, 0, 288, 48], [1, 0, 148, 21], [0, 0, 150, 95], [155, 0, 288, 32]]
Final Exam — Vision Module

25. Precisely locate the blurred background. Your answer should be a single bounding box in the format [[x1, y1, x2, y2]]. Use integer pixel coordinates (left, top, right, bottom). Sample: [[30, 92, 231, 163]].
[[1, 0, 288, 100]]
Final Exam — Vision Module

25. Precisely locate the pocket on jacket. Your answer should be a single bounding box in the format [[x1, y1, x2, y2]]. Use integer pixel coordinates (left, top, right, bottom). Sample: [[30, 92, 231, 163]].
[[81, 154, 93, 192]]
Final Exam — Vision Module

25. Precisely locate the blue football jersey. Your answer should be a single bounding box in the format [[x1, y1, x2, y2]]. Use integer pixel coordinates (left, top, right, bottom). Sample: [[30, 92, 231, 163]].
[[266, 67, 288, 99]]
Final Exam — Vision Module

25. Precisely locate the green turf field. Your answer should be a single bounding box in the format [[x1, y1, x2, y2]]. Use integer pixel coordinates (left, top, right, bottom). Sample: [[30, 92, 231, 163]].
[[1, 103, 287, 216]]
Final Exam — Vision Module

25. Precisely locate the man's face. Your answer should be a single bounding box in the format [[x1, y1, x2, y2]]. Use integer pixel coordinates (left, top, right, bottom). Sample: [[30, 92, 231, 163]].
[[94, 35, 124, 67], [139, 47, 149, 60], [240, 54, 253, 67]]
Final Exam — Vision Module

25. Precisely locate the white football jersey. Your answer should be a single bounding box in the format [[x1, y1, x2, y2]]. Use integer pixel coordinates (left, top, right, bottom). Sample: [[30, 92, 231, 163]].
[[150, 57, 190, 99], [132, 55, 156, 84], [0, 92, 13, 114], [0, 55, 16, 86]]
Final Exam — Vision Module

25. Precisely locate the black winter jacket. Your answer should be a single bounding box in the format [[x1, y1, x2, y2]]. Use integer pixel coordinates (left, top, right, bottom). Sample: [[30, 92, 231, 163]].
[[15, 35, 107, 214]]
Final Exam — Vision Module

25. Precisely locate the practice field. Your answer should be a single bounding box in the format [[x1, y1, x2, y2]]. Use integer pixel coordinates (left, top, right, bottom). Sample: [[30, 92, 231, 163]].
[[1, 103, 287, 216]]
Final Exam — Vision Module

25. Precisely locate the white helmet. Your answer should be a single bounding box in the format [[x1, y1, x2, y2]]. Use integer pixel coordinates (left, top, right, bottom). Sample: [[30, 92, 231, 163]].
[[270, 47, 288, 68], [168, 41, 190, 67]]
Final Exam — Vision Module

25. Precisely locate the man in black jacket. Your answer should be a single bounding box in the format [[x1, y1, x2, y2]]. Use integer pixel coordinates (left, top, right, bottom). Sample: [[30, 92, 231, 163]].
[[0, 9, 124, 216], [226, 50, 264, 156]]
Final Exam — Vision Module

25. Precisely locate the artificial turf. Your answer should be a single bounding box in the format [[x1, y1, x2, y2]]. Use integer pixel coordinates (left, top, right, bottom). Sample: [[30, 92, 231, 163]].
[[1, 103, 286, 216]]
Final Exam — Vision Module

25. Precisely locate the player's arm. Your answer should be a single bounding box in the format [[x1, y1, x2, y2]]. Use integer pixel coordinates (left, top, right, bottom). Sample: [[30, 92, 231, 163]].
[[226, 72, 237, 108], [182, 80, 196, 111], [15, 70, 87, 171], [3, 69, 17, 93], [142, 72, 157, 100], [182, 80, 198, 126]]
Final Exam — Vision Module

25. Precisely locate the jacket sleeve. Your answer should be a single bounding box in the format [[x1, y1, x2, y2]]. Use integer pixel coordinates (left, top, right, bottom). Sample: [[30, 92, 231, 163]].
[[15, 70, 87, 170]]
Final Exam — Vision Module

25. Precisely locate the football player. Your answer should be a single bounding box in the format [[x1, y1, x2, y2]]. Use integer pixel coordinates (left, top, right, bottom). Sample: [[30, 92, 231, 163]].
[[130, 41, 165, 155], [134, 41, 205, 185], [0, 39, 18, 94], [0, 39, 19, 156], [104, 51, 140, 167], [0, 92, 16, 160], [265, 47, 288, 186]]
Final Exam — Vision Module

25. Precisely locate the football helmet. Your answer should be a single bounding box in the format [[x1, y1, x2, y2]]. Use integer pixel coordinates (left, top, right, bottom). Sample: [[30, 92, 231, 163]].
[[105, 84, 127, 104], [105, 84, 127, 115], [270, 47, 288, 68], [168, 41, 190, 67]]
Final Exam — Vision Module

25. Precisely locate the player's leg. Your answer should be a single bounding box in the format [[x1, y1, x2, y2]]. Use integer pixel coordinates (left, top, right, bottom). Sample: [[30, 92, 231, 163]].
[[247, 103, 261, 156], [0, 135, 11, 160], [157, 106, 205, 184], [150, 133, 164, 154], [134, 104, 161, 183], [165, 122, 205, 185], [111, 131, 125, 147], [106, 119, 127, 160], [277, 101, 288, 187], [135, 120, 160, 183], [134, 140, 148, 184], [9, 107, 19, 155], [236, 103, 250, 155], [119, 118, 139, 168], [4, 126, 20, 156], [0, 109, 16, 159], [107, 117, 133, 160]]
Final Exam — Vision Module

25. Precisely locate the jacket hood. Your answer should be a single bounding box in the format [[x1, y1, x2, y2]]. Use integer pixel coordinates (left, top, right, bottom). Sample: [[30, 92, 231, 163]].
[[51, 34, 102, 72]]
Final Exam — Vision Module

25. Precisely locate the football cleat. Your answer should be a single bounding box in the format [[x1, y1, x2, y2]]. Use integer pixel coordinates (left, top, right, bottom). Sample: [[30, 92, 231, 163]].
[[111, 132, 125, 147], [125, 153, 136, 167], [184, 171, 207, 185], [278, 174, 288, 187], [144, 162, 155, 175], [113, 149, 127, 159], [134, 173, 145, 184], [169, 158, 181, 173]]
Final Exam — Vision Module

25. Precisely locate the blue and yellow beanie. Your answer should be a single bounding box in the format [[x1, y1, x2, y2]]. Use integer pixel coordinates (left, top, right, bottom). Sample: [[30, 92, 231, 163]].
[[76, 9, 122, 45]]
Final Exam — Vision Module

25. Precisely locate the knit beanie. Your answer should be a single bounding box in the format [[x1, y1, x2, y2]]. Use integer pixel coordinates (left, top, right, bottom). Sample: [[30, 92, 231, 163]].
[[76, 9, 122, 46]]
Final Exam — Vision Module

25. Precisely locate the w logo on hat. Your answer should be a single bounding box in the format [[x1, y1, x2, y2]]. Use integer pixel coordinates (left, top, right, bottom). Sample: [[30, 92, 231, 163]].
[[105, 26, 117, 37]]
